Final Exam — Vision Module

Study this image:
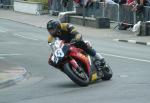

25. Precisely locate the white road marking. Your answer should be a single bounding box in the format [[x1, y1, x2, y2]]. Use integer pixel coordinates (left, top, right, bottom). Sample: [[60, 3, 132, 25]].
[[0, 26, 9, 33], [147, 42, 150, 46], [0, 29, 7, 33], [0, 42, 20, 45], [13, 33, 39, 41], [119, 75, 128, 78], [0, 53, 22, 56], [101, 52, 150, 63], [128, 40, 136, 43], [113, 39, 119, 41], [0, 57, 5, 59]]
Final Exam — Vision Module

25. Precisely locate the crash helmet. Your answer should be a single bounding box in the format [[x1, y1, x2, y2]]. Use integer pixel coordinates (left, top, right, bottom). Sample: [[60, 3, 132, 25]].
[[47, 20, 60, 36]]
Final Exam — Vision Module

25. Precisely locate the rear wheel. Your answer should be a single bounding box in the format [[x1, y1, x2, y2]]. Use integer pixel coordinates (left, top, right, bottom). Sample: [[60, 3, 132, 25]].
[[63, 62, 89, 86], [101, 64, 113, 80]]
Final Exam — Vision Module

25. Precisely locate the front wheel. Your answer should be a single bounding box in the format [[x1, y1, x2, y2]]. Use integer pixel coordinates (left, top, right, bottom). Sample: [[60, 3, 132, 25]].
[[101, 64, 113, 80], [63, 63, 90, 86]]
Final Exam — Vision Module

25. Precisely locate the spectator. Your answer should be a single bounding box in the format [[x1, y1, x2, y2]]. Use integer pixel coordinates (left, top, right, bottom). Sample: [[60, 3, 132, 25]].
[[137, 0, 150, 6], [105, 0, 117, 4], [119, 0, 127, 5], [0, 0, 2, 5], [112, 0, 127, 5], [0, 0, 3, 8], [100, 0, 117, 4], [126, 0, 134, 5], [131, 0, 149, 12], [131, 0, 149, 21]]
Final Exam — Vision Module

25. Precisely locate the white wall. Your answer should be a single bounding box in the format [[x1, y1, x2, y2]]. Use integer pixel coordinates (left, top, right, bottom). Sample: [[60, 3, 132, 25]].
[[14, 1, 43, 15]]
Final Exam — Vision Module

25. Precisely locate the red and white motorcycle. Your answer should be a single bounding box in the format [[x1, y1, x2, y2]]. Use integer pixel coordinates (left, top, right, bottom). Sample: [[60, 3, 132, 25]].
[[48, 38, 113, 86]]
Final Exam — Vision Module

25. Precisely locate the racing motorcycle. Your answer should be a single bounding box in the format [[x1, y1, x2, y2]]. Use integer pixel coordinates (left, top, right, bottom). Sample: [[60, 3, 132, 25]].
[[48, 38, 113, 86]]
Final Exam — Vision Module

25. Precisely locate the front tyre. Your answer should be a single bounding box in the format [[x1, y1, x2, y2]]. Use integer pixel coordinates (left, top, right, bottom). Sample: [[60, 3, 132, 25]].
[[101, 64, 113, 80], [63, 63, 89, 86]]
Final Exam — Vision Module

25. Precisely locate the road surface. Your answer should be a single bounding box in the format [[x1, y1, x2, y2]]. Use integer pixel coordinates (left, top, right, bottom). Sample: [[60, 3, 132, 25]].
[[0, 19, 150, 103]]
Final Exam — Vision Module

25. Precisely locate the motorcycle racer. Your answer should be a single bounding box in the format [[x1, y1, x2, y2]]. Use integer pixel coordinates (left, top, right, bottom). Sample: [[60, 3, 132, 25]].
[[47, 19, 105, 71]]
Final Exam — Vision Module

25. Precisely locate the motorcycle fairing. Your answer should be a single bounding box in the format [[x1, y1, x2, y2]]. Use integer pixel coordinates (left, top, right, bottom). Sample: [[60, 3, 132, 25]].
[[68, 47, 91, 77]]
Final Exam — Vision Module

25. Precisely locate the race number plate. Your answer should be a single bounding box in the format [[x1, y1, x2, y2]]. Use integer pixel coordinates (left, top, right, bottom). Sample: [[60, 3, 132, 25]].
[[51, 48, 64, 64]]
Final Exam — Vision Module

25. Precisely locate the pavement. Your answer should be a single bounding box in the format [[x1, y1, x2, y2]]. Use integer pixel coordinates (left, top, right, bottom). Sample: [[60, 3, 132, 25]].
[[0, 9, 57, 88], [0, 9, 150, 88], [0, 59, 27, 89]]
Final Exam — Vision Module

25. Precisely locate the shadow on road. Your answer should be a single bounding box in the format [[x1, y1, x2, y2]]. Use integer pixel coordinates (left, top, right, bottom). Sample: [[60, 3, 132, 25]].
[[51, 82, 81, 88]]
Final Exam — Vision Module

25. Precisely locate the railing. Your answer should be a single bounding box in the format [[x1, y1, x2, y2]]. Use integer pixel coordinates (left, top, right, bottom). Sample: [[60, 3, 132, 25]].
[[144, 6, 150, 21], [48, 0, 74, 13], [119, 5, 135, 24], [0, 0, 14, 9], [76, 2, 150, 25]]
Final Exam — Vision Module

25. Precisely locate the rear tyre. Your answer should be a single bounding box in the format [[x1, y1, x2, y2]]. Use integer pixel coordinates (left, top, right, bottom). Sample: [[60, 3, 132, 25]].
[[101, 64, 113, 80], [63, 63, 89, 86]]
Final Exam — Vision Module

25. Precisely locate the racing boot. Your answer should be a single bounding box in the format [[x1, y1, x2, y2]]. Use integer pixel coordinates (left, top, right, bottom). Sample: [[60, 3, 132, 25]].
[[93, 53, 106, 71]]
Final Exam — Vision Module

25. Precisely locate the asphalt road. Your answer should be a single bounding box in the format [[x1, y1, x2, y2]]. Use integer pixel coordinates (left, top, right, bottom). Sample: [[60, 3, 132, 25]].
[[0, 19, 150, 103]]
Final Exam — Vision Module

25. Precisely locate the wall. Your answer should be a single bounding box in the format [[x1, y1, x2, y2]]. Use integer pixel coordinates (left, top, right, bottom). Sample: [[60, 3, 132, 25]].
[[14, 1, 43, 15]]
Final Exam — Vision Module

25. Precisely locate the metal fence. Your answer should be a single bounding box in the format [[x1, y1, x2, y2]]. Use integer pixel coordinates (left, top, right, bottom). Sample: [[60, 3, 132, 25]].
[[76, 2, 150, 25], [119, 5, 135, 24], [1, 0, 149, 25], [48, 0, 74, 13], [144, 6, 150, 21], [0, 0, 14, 8]]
